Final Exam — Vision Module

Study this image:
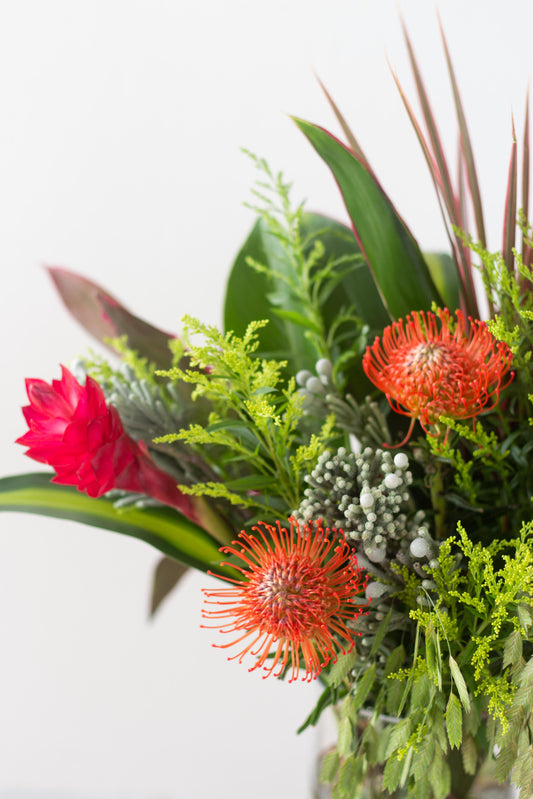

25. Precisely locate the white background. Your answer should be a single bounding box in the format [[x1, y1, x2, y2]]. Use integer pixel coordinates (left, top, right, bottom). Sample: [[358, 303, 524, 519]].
[[0, 1, 531, 797]]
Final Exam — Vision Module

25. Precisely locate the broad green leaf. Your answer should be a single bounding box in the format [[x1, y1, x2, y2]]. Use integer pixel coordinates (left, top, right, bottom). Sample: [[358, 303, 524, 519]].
[[494, 734, 518, 782], [352, 663, 376, 712], [271, 308, 322, 335], [223, 212, 390, 376], [327, 649, 357, 689], [424, 252, 460, 311], [429, 749, 451, 799], [517, 603, 533, 633], [445, 692, 463, 749], [519, 654, 533, 685], [337, 756, 363, 796], [296, 211, 390, 330], [0, 473, 233, 577], [411, 735, 435, 782], [337, 717, 353, 758], [385, 717, 413, 760], [293, 118, 443, 318], [382, 754, 404, 793], [449, 655, 471, 711], [461, 734, 478, 775], [224, 216, 318, 370], [150, 556, 188, 616], [384, 644, 406, 677], [369, 606, 393, 657], [503, 629, 523, 669], [319, 750, 340, 785]]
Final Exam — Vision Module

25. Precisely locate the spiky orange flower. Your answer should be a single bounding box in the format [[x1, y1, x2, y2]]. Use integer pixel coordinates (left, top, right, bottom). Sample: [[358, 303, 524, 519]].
[[363, 309, 513, 440], [202, 518, 367, 682]]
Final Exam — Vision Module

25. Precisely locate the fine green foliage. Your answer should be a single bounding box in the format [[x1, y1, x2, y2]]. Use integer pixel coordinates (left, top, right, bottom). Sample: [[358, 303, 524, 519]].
[[155, 317, 339, 519], [320, 522, 533, 797]]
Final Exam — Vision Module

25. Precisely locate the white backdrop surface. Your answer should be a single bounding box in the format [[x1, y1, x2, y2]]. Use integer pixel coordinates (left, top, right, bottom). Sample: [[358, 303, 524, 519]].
[[0, 1, 531, 797]]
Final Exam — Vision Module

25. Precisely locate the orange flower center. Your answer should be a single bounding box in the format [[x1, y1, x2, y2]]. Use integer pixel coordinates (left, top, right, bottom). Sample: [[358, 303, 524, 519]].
[[400, 341, 460, 375], [252, 554, 336, 637]]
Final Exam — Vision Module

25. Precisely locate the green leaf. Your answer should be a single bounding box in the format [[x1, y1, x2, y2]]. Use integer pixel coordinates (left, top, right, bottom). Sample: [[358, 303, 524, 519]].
[[428, 748, 451, 799], [224, 216, 316, 368], [293, 118, 443, 318], [327, 650, 357, 689], [382, 754, 404, 793], [384, 645, 406, 677], [385, 718, 413, 759], [386, 677, 406, 717], [223, 213, 389, 373], [514, 745, 533, 797], [503, 629, 523, 670], [337, 717, 353, 758], [369, 606, 393, 657], [352, 664, 376, 712], [449, 655, 471, 711], [518, 604, 533, 633], [494, 733, 519, 782], [424, 252, 461, 311], [461, 734, 478, 775], [337, 756, 363, 797], [271, 308, 322, 335], [223, 474, 279, 492], [0, 473, 231, 576], [445, 693, 463, 749], [425, 621, 442, 690], [295, 211, 391, 330], [411, 735, 435, 782], [150, 555, 188, 616], [319, 750, 340, 785]]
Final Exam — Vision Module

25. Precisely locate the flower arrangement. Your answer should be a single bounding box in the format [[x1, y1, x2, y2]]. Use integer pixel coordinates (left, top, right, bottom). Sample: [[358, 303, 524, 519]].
[[3, 21, 533, 799]]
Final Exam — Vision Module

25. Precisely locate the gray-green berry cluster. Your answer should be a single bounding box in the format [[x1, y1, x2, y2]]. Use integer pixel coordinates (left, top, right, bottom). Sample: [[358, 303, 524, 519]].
[[294, 445, 442, 654], [294, 446, 427, 563]]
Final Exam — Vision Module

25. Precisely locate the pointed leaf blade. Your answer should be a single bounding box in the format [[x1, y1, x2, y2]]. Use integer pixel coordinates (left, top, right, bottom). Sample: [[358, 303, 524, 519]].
[[438, 16, 487, 248], [150, 555, 189, 616], [223, 212, 390, 374], [294, 118, 442, 318], [47, 266, 175, 368], [0, 473, 230, 576], [502, 128, 518, 272]]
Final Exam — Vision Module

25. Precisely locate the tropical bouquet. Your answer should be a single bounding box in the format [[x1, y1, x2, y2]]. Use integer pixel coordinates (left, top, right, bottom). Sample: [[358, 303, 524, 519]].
[[3, 22, 533, 799]]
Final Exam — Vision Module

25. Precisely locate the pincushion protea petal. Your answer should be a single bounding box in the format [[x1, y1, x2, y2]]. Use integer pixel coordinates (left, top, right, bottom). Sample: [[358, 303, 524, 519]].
[[203, 518, 368, 682], [362, 309, 513, 439]]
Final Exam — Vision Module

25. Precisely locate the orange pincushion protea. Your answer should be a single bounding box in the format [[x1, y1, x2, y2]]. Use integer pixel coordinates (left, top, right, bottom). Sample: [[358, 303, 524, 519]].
[[202, 518, 367, 682], [363, 309, 513, 439]]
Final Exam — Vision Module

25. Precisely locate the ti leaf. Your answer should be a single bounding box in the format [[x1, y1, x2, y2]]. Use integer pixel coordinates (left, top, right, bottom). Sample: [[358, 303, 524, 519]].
[[150, 556, 189, 616], [223, 212, 390, 374], [47, 266, 175, 368], [0, 473, 233, 577], [293, 118, 443, 319]]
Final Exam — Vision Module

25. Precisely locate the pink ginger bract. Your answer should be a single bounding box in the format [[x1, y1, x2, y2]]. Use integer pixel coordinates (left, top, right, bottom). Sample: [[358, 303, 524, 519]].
[[202, 518, 368, 682], [17, 365, 195, 516], [362, 309, 513, 439]]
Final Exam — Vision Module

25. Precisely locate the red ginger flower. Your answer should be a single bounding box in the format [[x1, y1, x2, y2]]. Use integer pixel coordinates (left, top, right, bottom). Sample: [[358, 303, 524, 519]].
[[362, 309, 513, 441], [17, 365, 197, 517], [202, 518, 368, 682]]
